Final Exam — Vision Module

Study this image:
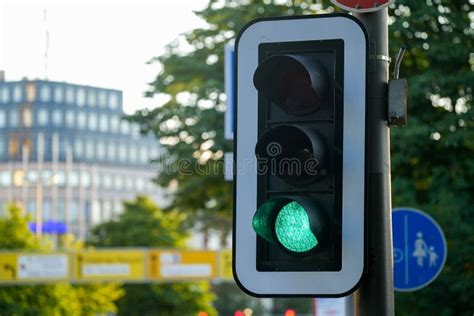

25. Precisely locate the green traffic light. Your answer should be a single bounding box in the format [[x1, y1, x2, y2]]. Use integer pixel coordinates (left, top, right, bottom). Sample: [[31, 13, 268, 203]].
[[252, 198, 320, 254], [274, 201, 318, 253]]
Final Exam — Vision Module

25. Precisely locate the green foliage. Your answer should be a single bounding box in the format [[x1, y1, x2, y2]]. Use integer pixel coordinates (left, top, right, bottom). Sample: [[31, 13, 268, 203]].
[[0, 204, 123, 316], [0, 203, 41, 250], [130, 0, 472, 313], [129, 0, 334, 242], [88, 196, 216, 316], [88, 195, 187, 248], [388, 0, 474, 315]]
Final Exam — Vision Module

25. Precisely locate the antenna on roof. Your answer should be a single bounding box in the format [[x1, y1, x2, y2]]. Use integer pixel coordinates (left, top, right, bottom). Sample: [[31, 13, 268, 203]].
[[43, 8, 49, 80]]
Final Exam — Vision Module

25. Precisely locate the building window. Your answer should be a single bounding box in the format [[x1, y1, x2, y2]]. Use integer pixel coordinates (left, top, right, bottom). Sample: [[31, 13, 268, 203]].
[[0, 136, 5, 159], [131, 124, 140, 138], [8, 134, 20, 157], [26, 83, 36, 102], [41, 169, 53, 185], [9, 109, 19, 127], [42, 199, 52, 221], [70, 200, 79, 224], [107, 142, 116, 161], [40, 85, 51, 102], [103, 200, 112, 221], [98, 91, 107, 107], [56, 170, 66, 187], [0, 171, 11, 187], [21, 107, 33, 127], [69, 171, 79, 187], [140, 147, 148, 163], [13, 170, 25, 187], [26, 170, 38, 183], [110, 116, 119, 133], [27, 200, 35, 219], [92, 200, 101, 224], [85, 140, 94, 160], [0, 110, 6, 127], [76, 88, 86, 107], [65, 87, 75, 104], [65, 110, 75, 127], [103, 174, 112, 189], [81, 170, 91, 188], [22, 138, 32, 157], [119, 144, 127, 162], [88, 112, 98, 131], [0, 86, 9, 103], [52, 109, 62, 126], [129, 145, 137, 163], [87, 89, 96, 107], [99, 114, 108, 132], [54, 86, 63, 103], [37, 109, 49, 126], [97, 140, 105, 160], [114, 175, 123, 190], [13, 85, 22, 102], [120, 120, 130, 134], [109, 93, 119, 109], [136, 178, 145, 192], [126, 177, 133, 191], [114, 200, 122, 215], [74, 139, 83, 158], [57, 199, 65, 222], [77, 111, 86, 129]]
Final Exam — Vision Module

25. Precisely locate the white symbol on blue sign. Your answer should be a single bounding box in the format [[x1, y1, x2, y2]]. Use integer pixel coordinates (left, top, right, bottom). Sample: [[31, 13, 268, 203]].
[[392, 208, 447, 292]]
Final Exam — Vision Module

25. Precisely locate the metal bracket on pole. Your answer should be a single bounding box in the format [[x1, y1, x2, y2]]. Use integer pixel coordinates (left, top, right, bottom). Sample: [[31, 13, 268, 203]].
[[388, 46, 408, 127]]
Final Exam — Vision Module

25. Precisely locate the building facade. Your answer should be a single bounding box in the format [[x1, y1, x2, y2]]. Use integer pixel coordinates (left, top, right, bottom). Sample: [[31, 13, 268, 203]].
[[0, 79, 163, 239]]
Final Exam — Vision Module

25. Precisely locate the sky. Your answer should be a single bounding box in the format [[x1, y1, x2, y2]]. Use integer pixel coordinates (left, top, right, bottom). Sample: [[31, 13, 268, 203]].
[[0, 0, 208, 114]]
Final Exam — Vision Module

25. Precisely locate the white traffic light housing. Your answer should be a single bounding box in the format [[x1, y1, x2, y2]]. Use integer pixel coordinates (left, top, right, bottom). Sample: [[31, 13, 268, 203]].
[[233, 14, 367, 296]]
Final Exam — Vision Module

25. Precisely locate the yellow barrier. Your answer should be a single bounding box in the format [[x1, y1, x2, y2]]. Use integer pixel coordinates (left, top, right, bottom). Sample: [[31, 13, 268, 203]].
[[0, 249, 233, 284]]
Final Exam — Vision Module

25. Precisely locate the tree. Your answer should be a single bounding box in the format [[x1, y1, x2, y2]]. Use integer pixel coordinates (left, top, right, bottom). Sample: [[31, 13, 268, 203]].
[[128, 0, 330, 245], [130, 0, 472, 313], [88, 196, 216, 316], [0, 203, 123, 316], [388, 0, 473, 315]]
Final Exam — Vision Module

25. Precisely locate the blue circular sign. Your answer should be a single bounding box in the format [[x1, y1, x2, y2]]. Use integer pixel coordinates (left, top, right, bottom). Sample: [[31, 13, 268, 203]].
[[392, 208, 447, 292]]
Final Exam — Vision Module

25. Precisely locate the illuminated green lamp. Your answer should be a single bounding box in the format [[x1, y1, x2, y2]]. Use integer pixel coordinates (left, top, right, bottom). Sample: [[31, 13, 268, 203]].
[[252, 197, 323, 254]]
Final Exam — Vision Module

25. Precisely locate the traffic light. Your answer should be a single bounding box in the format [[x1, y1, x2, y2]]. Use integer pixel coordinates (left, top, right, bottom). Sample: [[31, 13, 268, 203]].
[[233, 15, 368, 296]]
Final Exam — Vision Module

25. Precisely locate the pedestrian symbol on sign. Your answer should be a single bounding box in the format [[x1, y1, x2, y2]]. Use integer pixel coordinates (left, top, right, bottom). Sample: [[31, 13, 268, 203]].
[[411, 231, 440, 268], [412, 232, 427, 267]]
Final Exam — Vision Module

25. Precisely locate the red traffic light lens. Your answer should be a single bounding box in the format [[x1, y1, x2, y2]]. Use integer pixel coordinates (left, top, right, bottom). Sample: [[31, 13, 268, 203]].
[[274, 61, 318, 114], [253, 54, 328, 115]]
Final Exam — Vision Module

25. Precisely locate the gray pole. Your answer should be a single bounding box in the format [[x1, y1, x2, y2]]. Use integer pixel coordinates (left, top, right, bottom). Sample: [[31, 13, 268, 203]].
[[353, 8, 395, 316]]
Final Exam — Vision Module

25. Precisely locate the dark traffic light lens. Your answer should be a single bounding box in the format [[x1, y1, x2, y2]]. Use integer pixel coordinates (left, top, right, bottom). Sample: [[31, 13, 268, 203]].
[[253, 54, 328, 115], [274, 61, 318, 114], [255, 125, 327, 186]]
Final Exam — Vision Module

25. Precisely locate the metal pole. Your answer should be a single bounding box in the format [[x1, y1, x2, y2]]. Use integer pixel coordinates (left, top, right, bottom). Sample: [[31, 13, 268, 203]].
[[353, 8, 394, 316]]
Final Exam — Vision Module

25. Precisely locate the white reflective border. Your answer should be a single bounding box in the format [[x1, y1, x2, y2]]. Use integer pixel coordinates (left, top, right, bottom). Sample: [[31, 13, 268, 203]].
[[234, 15, 366, 296]]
